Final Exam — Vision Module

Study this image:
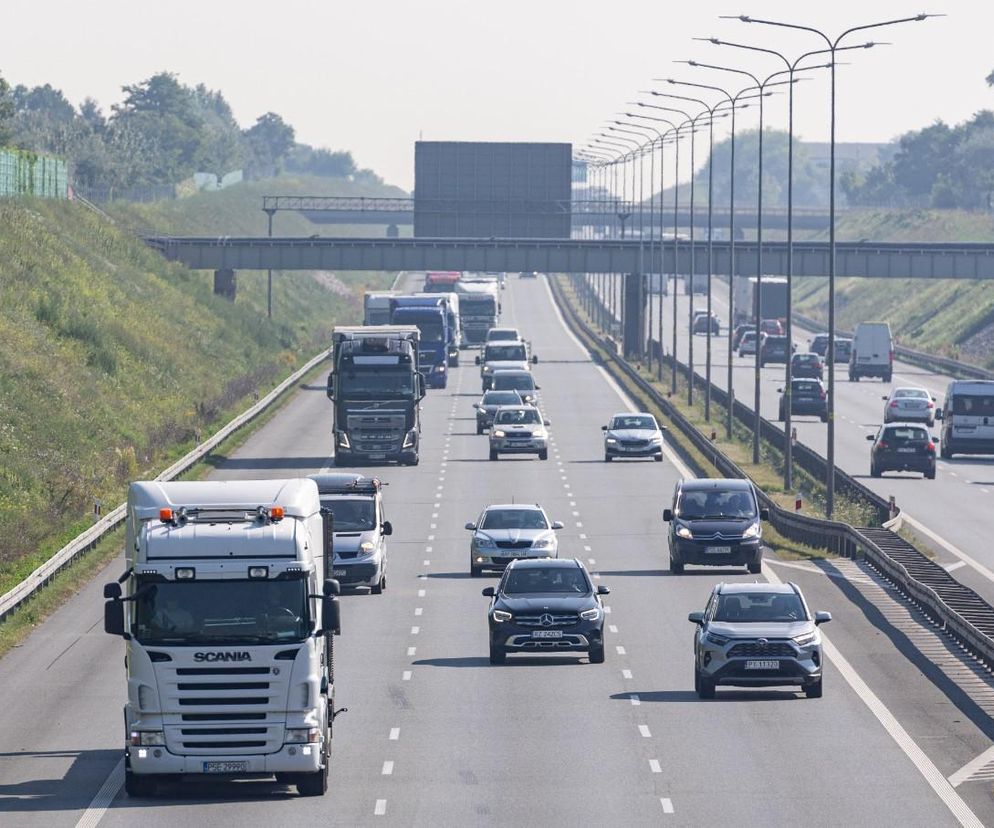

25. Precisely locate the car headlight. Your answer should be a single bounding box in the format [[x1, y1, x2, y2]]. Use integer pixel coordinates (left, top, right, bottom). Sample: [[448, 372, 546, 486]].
[[742, 521, 761, 539], [531, 536, 553, 549], [649, 434, 662, 443], [359, 541, 375, 555], [482, 366, 493, 373], [492, 609, 512, 623], [402, 429, 417, 449], [434, 364, 446, 373], [675, 524, 693, 540], [130, 731, 166, 746], [793, 631, 818, 647], [605, 437, 617, 444], [492, 430, 506, 438], [285, 727, 321, 744], [337, 431, 350, 449], [704, 631, 730, 647], [533, 429, 547, 440], [579, 607, 600, 621], [475, 536, 496, 550]]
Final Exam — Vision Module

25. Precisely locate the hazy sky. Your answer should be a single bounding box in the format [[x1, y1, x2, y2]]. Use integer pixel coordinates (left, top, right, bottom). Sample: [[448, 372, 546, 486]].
[[2, 1, 989, 190]]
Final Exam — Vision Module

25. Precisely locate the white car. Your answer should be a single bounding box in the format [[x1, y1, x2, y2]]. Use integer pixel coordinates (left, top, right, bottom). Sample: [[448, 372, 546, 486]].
[[883, 386, 936, 426], [602, 412, 664, 462], [489, 405, 550, 460], [738, 331, 759, 357], [466, 503, 563, 576]]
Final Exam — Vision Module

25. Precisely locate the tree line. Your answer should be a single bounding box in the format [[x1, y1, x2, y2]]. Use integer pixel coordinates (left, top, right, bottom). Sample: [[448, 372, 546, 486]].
[[0, 71, 382, 191]]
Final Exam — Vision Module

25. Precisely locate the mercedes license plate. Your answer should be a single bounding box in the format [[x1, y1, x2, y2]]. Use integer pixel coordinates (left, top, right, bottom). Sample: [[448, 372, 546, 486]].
[[203, 760, 248, 773], [705, 545, 732, 555], [532, 630, 563, 638], [332, 568, 347, 577], [744, 660, 779, 670]]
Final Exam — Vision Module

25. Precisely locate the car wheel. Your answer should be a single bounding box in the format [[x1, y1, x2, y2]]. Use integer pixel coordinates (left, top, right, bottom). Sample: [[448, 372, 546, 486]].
[[476, 424, 484, 435], [925, 468, 936, 480], [471, 565, 483, 578], [778, 407, 784, 422], [820, 413, 828, 423], [940, 440, 952, 460], [371, 574, 385, 595], [124, 769, 157, 798], [654, 453, 663, 462], [333, 454, 346, 467], [489, 450, 498, 461], [883, 373, 892, 383], [538, 450, 548, 461], [489, 642, 506, 665], [694, 669, 701, 694], [588, 643, 606, 664], [698, 675, 716, 700], [851, 373, 859, 382], [669, 557, 684, 574], [747, 559, 762, 575], [804, 677, 823, 699], [604, 453, 613, 462], [870, 462, 881, 478]]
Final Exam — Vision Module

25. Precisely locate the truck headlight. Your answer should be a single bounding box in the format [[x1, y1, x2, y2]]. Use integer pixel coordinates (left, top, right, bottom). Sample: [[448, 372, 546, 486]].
[[482, 366, 493, 373], [492, 609, 512, 623], [337, 431, 351, 449], [492, 430, 506, 438], [675, 524, 693, 539], [359, 541, 375, 554], [434, 364, 446, 373], [402, 429, 417, 449], [742, 521, 761, 539], [130, 731, 166, 746], [285, 727, 321, 744], [579, 607, 600, 621]]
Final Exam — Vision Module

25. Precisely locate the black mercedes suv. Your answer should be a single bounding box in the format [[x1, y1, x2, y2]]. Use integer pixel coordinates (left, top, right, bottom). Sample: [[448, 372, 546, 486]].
[[482, 558, 609, 664]]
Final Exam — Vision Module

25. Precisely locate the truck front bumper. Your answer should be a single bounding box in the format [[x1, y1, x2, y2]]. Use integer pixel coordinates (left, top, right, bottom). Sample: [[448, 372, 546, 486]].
[[127, 743, 324, 776]]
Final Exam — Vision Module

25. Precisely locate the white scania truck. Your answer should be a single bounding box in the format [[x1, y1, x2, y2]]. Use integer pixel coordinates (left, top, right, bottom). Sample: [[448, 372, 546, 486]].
[[103, 478, 343, 797]]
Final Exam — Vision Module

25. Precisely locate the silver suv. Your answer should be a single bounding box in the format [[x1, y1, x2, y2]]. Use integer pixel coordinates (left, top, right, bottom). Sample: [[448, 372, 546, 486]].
[[489, 406, 550, 460], [688, 582, 831, 699], [465, 503, 563, 577]]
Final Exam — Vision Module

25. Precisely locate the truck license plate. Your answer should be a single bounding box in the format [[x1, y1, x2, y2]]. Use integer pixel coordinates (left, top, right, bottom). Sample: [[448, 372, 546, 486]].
[[203, 760, 248, 773], [745, 660, 779, 670], [332, 569, 347, 577]]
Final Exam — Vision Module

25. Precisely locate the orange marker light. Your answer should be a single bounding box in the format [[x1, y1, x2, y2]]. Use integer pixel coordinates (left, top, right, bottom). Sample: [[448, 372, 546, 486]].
[[270, 506, 285, 521], [159, 508, 174, 522]]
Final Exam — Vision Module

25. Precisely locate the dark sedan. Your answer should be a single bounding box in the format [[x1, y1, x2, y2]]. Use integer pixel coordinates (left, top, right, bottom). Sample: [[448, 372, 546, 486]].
[[759, 335, 791, 366], [867, 423, 937, 479], [483, 558, 609, 664], [778, 379, 828, 422], [791, 352, 824, 379]]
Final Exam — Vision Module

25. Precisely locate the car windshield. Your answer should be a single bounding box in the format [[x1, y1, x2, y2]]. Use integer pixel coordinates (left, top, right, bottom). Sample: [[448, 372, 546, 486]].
[[741, 333, 756, 344], [894, 389, 928, 399], [485, 344, 527, 361], [795, 354, 818, 363], [951, 394, 994, 416], [713, 592, 806, 623], [611, 416, 656, 430], [133, 578, 309, 645], [322, 497, 376, 531], [483, 391, 522, 406], [503, 567, 588, 595], [883, 427, 929, 443], [493, 374, 535, 392], [481, 509, 548, 530], [677, 489, 756, 520], [495, 408, 541, 425]]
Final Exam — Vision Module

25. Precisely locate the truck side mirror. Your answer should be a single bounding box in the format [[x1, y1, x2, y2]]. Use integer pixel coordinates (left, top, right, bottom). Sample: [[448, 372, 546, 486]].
[[321, 508, 335, 562], [326, 372, 335, 400], [417, 373, 426, 401], [601, 425, 607, 431], [104, 599, 125, 637], [381, 520, 393, 536], [688, 611, 704, 625], [935, 409, 943, 420], [104, 582, 122, 599], [322, 596, 342, 635], [531, 355, 538, 364], [323, 579, 341, 596], [662, 508, 673, 522], [475, 356, 481, 365]]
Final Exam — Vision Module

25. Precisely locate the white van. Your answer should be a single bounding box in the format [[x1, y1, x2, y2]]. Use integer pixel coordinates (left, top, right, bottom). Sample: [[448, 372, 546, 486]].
[[938, 380, 994, 458], [849, 321, 893, 382]]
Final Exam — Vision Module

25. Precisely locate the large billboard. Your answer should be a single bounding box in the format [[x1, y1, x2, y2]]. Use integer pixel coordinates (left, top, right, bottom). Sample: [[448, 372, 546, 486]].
[[414, 141, 572, 238]]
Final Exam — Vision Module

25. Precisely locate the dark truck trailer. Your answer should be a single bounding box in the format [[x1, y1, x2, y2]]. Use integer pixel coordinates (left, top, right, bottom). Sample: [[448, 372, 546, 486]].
[[390, 294, 460, 369], [328, 326, 425, 466], [389, 301, 450, 388], [733, 276, 788, 327]]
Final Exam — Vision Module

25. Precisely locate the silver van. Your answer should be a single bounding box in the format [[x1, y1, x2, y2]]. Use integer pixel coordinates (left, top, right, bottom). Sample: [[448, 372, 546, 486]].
[[938, 380, 994, 458]]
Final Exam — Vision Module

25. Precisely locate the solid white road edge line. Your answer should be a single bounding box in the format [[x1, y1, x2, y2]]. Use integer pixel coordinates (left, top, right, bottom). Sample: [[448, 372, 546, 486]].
[[901, 512, 994, 586], [764, 563, 982, 828], [552, 277, 981, 826], [73, 757, 123, 828]]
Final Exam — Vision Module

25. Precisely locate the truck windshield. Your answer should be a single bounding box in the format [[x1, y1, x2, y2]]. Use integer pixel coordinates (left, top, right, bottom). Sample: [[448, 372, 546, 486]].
[[416, 321, 445, 343], [339, 368, 414, 396], [323, 497, 376, 531], [133, 578, 309, 645], [462, 298, 496, 315]]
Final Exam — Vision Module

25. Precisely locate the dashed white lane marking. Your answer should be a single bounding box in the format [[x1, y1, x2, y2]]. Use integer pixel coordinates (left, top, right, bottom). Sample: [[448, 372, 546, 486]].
[[945, 561, 967, 573], [434, 502, 440, 508], [649, 759, 662, 773], [402, 671, 412, 681], [414, 607, 423, 616], [579, 533, 587, 540], [428, 535, 435, 541], [73, 757, 123, 828], [418, 589, 426, 597], [407, 646, 416, 656], [603, 605, 611, 614], [763, 563, 983, 827], [389, 728, 400, 741], [575, 521, 583, 527], [374, 799, 387, 816], [430, 523, 437, 529], [982, 489, 990, 495], [423, 559, 430, 566], [638, 725, 651, 738], [411, 626, 420, 635], [572, 511, 580, 517], [950, 744, 994, 788], [661, 798, 675, 814], [621, 669, 632, 679], [630, 694, 641, 706], [616, 645, 626, 655], [382, 760, 394, 775], [570, 501, 576, 506], [587, 556, 595, 563], [609, 625, 618, 634], [425, 545, 433, 552]]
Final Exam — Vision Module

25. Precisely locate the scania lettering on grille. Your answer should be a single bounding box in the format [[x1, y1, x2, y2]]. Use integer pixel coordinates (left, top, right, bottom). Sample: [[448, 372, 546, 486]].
[[194, 651, 252, 662]]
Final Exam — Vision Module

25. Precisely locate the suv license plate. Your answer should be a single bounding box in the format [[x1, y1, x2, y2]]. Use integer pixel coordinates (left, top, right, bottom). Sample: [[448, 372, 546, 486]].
[[204, 761, 248, 773], [745, 660, 779, 670], [532, 630, 563, 638], [897, 447, 916, 453], [706, 546, 732, 555]]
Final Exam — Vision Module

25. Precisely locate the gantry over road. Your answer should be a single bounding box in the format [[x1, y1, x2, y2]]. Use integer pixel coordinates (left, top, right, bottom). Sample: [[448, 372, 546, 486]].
[[144, 235, 994, 279]]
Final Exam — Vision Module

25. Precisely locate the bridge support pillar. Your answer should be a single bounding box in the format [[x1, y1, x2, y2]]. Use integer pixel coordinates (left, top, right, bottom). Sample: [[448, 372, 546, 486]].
[[214, 268, 237, 300], [622, 273, 645, 359]]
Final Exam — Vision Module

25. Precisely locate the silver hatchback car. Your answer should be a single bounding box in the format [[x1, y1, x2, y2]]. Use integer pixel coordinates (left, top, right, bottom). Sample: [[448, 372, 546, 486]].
[[465, 503, 564, 577], [688, 582, 831, 699]]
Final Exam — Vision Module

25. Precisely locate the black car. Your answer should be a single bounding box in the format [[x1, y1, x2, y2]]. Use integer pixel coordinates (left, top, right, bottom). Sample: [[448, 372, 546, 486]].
[[663, 479, 769, 574], [759, 334, 791, 366], [809, 333, 851, 364], [791, 352, 824, 379], [778, 378, 828, 422], [693, 312, 720, 335], [867, 423, 937, 479], [482, 558, 609, 664], [732, 324, 755, 350]]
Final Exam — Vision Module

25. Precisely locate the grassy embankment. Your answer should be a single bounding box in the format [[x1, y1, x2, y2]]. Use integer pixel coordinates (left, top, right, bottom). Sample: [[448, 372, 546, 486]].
[[795, 208, 994, 368], [0, 174, 399, 600]]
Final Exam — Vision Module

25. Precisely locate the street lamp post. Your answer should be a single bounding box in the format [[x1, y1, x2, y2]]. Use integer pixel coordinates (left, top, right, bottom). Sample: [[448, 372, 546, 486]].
[[726, 12, 939, 515]]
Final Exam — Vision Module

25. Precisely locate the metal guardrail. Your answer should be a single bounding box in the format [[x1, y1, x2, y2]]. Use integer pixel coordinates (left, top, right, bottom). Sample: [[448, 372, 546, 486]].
[[0, 348, 331, 622], [553, 273, 994, 668], [794, 311, 994, 382]]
